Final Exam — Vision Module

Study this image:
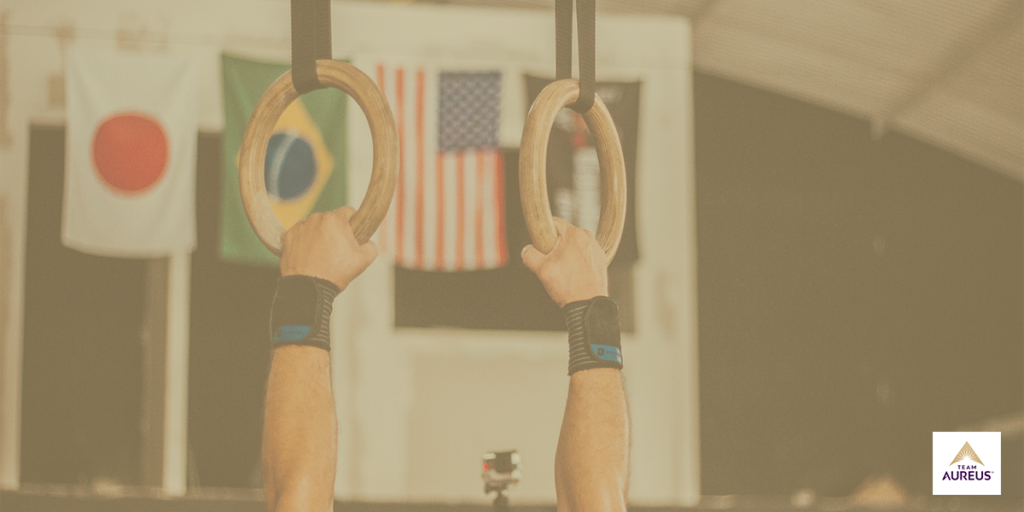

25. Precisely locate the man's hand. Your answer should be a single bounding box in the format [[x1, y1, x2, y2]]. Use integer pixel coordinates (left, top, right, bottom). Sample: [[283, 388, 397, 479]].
[[521, 218, 609, 308], [279, 206, 378, 292]]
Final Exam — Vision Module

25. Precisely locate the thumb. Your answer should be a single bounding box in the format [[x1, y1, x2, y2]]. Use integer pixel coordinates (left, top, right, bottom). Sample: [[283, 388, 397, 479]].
[[521, 244, 544, 272]]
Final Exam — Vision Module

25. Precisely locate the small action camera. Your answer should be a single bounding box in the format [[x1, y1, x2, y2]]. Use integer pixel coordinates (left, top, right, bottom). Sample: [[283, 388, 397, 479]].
[[482, 450, 521, 508]]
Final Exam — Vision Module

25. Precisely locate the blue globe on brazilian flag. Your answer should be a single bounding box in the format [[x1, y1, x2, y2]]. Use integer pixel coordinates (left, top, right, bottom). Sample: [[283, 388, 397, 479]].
[[263, 101, 335, 229], [220, 54, 347, 266]]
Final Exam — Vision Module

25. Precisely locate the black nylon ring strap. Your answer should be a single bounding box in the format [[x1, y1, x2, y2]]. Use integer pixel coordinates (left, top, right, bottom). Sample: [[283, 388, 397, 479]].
[[291, 0, 332, 95], [555, 0, 596, 113], [555, 0, 573, 80]]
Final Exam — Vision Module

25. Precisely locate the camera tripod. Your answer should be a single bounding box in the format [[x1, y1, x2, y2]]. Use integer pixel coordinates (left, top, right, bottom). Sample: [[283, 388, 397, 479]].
[[486, 482, 512, 511]]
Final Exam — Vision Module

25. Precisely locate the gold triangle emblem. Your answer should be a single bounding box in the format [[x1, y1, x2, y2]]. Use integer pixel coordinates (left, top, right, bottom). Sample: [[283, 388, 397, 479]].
[[948, 442, 984, 466]]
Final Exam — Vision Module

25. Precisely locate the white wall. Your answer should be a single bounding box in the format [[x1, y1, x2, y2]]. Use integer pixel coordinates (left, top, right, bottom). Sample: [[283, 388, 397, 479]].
[[0, 0, 698, 505]]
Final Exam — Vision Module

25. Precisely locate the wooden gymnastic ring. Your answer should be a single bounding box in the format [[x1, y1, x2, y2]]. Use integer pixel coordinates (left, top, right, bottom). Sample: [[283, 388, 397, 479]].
[[519, 79, 627, 260], [239, 59, 398, 256]]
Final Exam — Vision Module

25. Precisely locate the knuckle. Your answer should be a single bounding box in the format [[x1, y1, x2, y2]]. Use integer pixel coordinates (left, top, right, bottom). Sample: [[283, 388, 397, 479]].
[[333, 209, 352, 226]]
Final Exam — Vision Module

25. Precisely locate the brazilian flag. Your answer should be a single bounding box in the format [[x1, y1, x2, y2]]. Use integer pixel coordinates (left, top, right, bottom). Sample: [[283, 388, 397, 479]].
[[220, 54, 347, 266]]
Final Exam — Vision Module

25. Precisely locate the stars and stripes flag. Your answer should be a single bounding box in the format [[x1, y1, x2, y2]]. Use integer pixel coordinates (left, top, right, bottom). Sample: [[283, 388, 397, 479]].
[[373, 63, 508, 271]]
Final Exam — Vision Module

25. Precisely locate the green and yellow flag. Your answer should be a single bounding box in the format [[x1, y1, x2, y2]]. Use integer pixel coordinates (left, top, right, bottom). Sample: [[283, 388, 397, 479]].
[[220, 54, 348, 266]]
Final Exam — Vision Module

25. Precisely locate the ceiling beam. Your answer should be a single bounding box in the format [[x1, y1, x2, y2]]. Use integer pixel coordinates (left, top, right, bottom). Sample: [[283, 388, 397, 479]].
[[872, 0, 1024, 136]]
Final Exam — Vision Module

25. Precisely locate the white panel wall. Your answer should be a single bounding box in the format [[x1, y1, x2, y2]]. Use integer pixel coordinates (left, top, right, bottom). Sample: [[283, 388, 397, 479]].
[[0, 0, 697, 505]]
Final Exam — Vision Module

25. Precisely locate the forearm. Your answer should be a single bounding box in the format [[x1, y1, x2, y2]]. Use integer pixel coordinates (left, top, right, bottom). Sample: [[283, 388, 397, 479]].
[[262, 345, 337, 512], [555, 368, 630, 512], [260, 207, 376, 512], [521, 219, 629, 510]]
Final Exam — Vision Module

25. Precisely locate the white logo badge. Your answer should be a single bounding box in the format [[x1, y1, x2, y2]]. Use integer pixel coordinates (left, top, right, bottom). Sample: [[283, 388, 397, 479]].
[[933, 432, 1000, 495]]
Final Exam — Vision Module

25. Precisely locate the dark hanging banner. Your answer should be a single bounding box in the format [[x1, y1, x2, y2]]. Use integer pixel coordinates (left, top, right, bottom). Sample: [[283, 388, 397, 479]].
[[522, 75, 641, 266]]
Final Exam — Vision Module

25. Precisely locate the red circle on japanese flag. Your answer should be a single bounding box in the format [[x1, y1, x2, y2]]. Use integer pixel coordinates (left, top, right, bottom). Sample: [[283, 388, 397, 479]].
[[91, 113, 169, 194]]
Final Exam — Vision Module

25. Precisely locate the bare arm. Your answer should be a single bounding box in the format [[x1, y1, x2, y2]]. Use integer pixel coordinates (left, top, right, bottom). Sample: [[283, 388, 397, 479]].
[[556, 369, 629, 512], [263, 207, 377, 512], [263, 346, 336, 512], [522, 218, 630, 512]]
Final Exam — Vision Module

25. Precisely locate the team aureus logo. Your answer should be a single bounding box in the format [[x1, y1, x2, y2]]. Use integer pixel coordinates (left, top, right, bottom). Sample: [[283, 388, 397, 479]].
[[941, 442, 993, 482]]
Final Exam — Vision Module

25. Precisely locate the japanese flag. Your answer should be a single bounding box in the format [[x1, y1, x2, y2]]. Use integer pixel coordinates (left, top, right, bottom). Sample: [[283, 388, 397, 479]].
[[63, 46, 201, 257]]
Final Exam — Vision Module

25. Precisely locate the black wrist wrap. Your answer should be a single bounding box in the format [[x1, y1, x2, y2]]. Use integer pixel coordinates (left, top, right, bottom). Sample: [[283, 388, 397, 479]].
[[269, 275, 340, 351], [563, 296, 623, 375]]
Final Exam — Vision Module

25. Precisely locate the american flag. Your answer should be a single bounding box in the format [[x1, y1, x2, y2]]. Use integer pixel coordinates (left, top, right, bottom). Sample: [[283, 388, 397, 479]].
[[374, 64, 508, 271]]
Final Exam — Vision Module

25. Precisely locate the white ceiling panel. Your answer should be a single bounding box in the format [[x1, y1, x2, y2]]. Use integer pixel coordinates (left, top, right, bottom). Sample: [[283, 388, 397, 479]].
[[389, 0, 1024, 180], [898, 87, 1024, 179], [693, 22, 912, 117], [943, 24, 1024, 121]]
